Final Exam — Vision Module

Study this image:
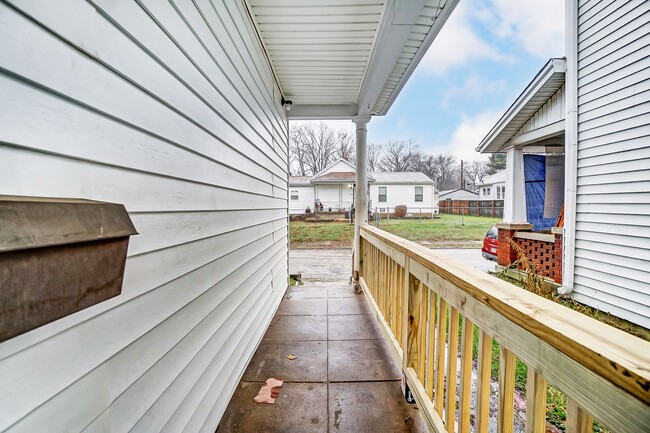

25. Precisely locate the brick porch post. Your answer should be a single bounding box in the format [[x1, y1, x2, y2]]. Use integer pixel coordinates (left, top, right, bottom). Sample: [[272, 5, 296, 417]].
[[497, 223, 533, 267]]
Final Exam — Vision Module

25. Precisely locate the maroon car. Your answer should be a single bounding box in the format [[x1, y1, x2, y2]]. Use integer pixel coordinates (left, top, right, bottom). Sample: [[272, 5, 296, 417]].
[[482, 225, 498, 262]]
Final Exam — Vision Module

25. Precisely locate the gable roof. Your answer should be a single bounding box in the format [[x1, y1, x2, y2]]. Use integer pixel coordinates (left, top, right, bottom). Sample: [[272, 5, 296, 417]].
[[369, 172, 433, 185], [311, 158, 356, 178], [478, 170, 506, 187], [310, 171, 376, 184], [477, 58, 566, 154], [289, 176, 312, 186], [439, 188, 479, 199]]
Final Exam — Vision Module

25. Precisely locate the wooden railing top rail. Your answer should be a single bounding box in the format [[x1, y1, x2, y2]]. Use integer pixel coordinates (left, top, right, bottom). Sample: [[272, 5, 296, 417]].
[[360, 224, 650, 405]]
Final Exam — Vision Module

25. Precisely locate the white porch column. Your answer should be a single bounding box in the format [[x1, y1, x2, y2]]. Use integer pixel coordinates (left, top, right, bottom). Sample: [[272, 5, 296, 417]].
[[503, 146, 527, 223], [353, 115, 370, 287]]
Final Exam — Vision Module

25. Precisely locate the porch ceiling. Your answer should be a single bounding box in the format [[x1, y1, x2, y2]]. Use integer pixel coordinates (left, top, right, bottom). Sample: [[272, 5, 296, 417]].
[[245, 0, 458, 119]]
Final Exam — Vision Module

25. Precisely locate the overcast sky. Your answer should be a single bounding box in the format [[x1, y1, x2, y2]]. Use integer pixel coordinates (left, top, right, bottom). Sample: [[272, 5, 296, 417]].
[[291, 0, 565, 162]]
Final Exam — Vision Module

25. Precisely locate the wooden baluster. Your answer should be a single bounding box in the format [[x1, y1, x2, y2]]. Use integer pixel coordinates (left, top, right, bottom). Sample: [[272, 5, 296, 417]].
[[525, 368, 547, 433], [476, 331, 492, 433], [418, 279, 427, 380], [402, 257, 410, 370], [445, 307, 460, 431], [407, 275, 422, 372], [459, 316, 474, 433], [426, 290, 437, 399], [566, 399, 593, 433], [434, 298, 447, 415], [498, 346, 516, 433]]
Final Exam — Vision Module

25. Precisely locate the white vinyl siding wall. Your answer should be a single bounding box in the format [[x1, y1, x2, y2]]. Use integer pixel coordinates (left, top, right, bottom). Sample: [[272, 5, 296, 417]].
[[0, 1, 288, 432], [573, 0, 650, 327], [289, 186, 314, 214], [370, 184, 435, 211]]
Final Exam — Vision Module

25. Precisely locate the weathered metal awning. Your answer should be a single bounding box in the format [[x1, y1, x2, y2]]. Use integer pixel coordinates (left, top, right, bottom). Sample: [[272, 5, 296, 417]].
[[244, 0, 457, 119]]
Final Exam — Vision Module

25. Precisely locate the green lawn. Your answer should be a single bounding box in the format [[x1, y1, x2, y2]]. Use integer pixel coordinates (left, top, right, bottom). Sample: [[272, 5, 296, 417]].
[[290, 214, 500, 245]]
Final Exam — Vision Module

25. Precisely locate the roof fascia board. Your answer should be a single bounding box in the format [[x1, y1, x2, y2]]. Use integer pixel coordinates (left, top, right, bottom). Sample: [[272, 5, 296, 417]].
[[476, 58, 567, 153], [287, 104, 359, 120], [356, 0, 427, 116], [379, 0, 460, 115]]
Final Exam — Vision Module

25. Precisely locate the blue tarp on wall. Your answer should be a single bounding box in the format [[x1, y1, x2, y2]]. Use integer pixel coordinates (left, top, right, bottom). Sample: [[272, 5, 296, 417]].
[[524, 155, 560, 231]]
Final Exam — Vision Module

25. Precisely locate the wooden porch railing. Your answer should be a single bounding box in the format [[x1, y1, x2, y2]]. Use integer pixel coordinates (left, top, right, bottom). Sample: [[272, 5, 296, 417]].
[[358, 224, 649, 433]]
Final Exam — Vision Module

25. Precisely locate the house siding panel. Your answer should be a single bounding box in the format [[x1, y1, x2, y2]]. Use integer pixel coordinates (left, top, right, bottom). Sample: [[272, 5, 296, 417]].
[[573, 0, 650, 327], [370, 184, 436, 211], [0, 2, 288, 432], [289, 186, 315, 214]]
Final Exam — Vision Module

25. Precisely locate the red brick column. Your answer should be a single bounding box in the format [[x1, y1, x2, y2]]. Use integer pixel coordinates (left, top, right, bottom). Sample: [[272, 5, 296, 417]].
[[496, 223, 533, 267], [552, 228, 563, 284]]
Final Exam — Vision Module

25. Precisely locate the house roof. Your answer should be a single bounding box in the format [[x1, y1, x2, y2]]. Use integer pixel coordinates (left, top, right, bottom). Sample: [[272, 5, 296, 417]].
[[477, 58, 566, 154], [289, 176, 312, 186], [311, 171, 376, 184], [369, 172, 433, 185], [245, 0, 458, 119], [439, 188, 479, 198], [478, 170, 506, 187]]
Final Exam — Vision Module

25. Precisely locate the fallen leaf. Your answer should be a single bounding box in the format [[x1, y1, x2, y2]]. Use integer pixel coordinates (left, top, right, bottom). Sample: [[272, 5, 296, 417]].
[[253, 378, 284, 404], [286, 354, 298, 360]]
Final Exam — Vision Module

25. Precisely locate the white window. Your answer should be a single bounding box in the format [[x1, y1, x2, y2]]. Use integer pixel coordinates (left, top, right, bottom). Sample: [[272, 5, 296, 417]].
[[415, 186, 423, 202], [378, 186, 387, 202], [485, 187, 491, 196], [496, 187, 501, 200], [290, 190, 299, 200]]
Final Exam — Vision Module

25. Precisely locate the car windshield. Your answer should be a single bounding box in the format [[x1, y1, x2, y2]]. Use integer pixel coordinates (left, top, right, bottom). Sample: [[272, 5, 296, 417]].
[[486, 225, 498, 239]]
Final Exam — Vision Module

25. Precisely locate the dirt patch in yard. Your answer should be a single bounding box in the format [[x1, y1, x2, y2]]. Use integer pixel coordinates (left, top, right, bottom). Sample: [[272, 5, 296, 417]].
[[291, 241, 352, 249]]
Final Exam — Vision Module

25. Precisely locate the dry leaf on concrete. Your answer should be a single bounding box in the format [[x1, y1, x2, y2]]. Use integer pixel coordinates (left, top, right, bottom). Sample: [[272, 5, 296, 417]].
[[286, 354, 298, 360]]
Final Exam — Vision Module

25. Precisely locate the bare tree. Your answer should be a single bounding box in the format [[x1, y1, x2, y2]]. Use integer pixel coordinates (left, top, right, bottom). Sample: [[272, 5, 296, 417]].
[[335, 130, 355, 164], [377, 139, 421, 172], [464, 160, 488, 191], [289, 123, 339, 175], [432, 153, 459, 190], [367, 143, 382, 172], [413, 153, 439, 182]]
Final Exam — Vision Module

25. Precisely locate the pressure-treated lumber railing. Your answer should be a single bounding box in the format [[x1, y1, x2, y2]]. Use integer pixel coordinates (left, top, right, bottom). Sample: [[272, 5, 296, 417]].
[[359, 225, 650, 433]]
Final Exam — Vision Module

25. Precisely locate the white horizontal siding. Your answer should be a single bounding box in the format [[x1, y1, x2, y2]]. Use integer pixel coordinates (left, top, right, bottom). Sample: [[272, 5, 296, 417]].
[[573, 0, 650, 328], [370, 184, 436, 211], [0, 1, 288, 432], [289, 186, 315, 214]]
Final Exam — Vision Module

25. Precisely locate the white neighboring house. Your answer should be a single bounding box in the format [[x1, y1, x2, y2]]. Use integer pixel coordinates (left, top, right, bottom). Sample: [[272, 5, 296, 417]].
[[289, 158, 437, 215], [477, 0, 650, 328], [370, 171, 437, 214], [438, 188, 479, 201], [478, 170, 506, 201]]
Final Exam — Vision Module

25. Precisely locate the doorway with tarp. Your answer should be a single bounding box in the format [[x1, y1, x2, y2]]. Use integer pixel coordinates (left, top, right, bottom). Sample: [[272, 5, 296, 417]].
[[524, 154, 565, 231]]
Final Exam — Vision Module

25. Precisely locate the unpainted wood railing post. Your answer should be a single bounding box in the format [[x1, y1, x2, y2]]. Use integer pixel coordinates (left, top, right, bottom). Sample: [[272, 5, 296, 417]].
[[566, 399, 593, 433], [525, 368, 547, 433], [445, 307, 460, 431], [498, 346, 516, 433], [459, 317, 474, 432], [402, 256, 410, 371], [476, 331, 492, 433]]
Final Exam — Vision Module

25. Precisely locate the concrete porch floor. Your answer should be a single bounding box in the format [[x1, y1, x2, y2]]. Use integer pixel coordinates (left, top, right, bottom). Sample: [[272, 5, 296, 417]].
[[217, 249, 427, 433]]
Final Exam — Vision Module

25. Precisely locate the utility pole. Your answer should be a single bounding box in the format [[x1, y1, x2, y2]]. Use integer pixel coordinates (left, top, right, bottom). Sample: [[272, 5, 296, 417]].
[[460, 159, 464, 189]]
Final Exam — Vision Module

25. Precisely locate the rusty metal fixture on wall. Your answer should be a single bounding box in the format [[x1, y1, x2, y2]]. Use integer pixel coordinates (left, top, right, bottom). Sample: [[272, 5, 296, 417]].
[[0, 196, 138, 342]]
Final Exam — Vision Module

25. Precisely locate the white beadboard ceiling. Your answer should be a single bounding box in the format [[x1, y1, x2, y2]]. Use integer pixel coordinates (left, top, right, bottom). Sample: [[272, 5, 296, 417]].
[[245, 0, 457, 119]]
